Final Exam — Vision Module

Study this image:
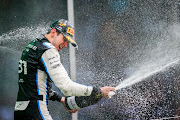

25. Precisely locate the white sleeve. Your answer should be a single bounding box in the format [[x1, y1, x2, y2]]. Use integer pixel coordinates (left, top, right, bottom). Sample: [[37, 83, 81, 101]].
[[41, 48, 93, 96]]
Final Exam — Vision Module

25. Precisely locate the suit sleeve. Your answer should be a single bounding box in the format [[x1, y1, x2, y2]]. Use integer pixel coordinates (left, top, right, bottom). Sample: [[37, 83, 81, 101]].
[[41, 48, 93, 96], [65, 87, 103, 110]]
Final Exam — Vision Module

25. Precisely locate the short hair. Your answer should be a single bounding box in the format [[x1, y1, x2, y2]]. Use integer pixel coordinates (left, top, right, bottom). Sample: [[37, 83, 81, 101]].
[[46, 29, 51, 34]]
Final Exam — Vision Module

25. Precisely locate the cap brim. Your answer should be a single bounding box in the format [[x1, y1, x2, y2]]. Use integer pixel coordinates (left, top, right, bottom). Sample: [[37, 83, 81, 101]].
[[64, 34, 78, 47]]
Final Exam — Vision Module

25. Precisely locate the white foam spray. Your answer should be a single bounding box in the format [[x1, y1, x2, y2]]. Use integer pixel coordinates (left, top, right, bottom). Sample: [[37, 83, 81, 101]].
[[115, 59, 180, 91], [0, 23, 49, 51], [113, 23, 180, 92]]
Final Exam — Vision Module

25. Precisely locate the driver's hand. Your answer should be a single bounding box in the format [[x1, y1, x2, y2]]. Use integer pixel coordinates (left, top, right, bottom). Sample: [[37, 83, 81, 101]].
[[60, 97, 79, 113], [100, 86, 115, 99]]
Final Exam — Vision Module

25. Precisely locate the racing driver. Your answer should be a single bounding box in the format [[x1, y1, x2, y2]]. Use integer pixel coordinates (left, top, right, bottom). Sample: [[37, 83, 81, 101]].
[[14, 19, 115, 120]]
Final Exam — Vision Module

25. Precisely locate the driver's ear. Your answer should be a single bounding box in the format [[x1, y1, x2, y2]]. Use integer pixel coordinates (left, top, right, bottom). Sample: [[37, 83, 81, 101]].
[[51, 28, 57, 37]]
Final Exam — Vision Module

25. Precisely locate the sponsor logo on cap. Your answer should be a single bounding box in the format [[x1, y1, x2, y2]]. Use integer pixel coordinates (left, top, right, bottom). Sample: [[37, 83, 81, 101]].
[[59, 22, 66, 27], [64, 35, 76, 44], [57, 26, 62, 31], [67, 27, 74, 36]]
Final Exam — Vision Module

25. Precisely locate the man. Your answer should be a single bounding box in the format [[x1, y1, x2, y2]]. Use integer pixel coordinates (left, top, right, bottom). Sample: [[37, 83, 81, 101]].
[[14, 19, 115, 120]]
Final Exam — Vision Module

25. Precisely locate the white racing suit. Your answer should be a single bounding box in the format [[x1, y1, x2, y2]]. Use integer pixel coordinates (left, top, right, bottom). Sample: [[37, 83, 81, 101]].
[[14, 37, 102, 120]]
